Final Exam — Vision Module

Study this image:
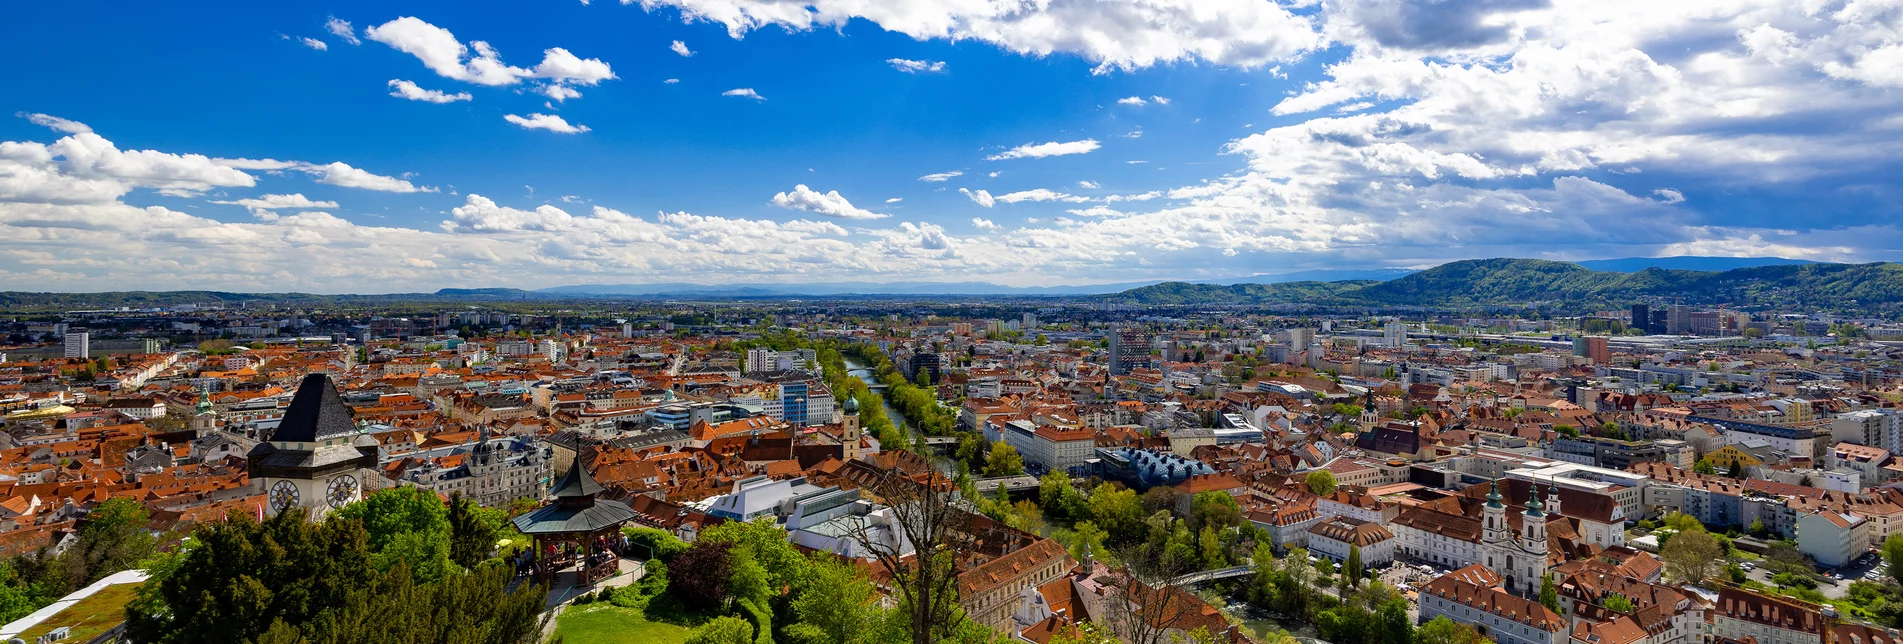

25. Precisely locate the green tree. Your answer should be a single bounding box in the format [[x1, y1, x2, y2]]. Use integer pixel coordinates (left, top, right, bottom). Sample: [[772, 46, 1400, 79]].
[[1415, 616, 1490, 644], [1194, 526, 1224, 570], [1346, 545, 1364, 588], [1187, 491, 1241, 534], [1039, 470, 1086, 520], [1661, 528, 1724, 585], [1603, 593, 1634, 613], [1693, 459, 1718, 475], [446, 492, 495, 569], [72, 496, 157, 586], [1070, 521, 1108, 568], [1539, 574, 1559, 613], [688, 616, 758, 644], [124, 508, 542, 644], [786, 554, 886, 644], [984, 442, 1025, 477], [1884, 535, 1903, 585], [623, 526, 690, 561], [1306, 470, 1337, 497], [330, 486, 453, 582], [1086, 484, 1146, 542]]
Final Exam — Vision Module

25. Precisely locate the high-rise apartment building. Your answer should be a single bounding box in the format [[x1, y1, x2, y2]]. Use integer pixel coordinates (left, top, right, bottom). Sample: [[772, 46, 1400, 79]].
[[1106, 325, 1148, 376], [1572, 336, 1609, 364], [1629, 304, 1650, 333], [63, 332, 89, 359], [1666, 305, 1692, 335]]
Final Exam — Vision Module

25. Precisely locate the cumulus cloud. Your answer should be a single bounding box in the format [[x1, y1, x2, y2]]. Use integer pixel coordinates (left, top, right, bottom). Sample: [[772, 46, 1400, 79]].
[[326, 17, 359, 45], [919, 171, 962, 182], [1116, 96, 1146, 106], [959, 188, 995, 208], [388, 79, 473, 103], [988, 139, 1100, 160], [18, 113, 91, 134], [971, 217, 1001, 231], [887, 58, 946, 73], [996, 189, 1090, 203], [626, 0, 1319, 73], [664, 78, 680, 84], [365, 17, 615, 92], [212, 193, 340, 216], [1077, 180, 1099, 189], [301, 37, 329, 51], [722, 88, 765, 100], [504, 113, 590, 134], [671, 40, 693, 56], [770, 184, 888, 219]]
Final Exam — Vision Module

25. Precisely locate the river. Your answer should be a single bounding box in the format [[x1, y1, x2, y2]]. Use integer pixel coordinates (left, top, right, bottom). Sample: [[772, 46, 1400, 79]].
[[842, 356, 955, 472]]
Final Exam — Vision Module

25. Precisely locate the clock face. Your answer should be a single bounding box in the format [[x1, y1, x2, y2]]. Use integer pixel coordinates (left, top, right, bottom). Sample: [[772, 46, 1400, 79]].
[[270, 480, 300, 513], [327, 475, 359, 508]]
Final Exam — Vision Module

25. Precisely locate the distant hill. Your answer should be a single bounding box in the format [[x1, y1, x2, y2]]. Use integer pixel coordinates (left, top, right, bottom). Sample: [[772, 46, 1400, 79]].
[[1110, 258, 1903, 313], [537, 280, 1162, 297], [1203, 268, 1417, 285], [1574, 256, 1815, 273]]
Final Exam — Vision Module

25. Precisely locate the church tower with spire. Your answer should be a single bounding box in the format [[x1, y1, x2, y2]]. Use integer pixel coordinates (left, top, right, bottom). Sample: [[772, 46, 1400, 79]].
[[1482, 480, 1508, 567], [840, 395, 862, 462]]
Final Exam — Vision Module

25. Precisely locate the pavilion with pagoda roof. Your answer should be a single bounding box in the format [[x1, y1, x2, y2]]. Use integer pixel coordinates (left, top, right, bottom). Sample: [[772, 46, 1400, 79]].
[[510, 454, 637, 586]]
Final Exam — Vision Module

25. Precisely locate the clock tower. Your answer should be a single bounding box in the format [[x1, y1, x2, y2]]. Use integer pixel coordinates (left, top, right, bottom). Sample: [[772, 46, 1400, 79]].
[[247, 374, 379, 520]]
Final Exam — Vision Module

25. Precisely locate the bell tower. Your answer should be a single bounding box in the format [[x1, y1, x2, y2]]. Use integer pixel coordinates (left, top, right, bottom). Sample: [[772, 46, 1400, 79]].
[[840, 395, 862, 462], [1482, 480, 1507, 569], [246, 374, 379, 520]]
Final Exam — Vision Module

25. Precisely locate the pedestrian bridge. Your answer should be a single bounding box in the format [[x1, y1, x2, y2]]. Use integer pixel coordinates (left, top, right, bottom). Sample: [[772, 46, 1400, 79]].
[[1167, 563, 1254, 586]]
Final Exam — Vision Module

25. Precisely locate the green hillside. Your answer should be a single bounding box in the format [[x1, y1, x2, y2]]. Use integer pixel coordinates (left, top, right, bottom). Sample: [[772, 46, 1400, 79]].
[[1109, 258, 1903, 314]]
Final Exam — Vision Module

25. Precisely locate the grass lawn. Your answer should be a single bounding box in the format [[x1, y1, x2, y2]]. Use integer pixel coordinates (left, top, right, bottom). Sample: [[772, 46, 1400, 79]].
[[555, 604, 692, 644], [17, 582, 143, 643]]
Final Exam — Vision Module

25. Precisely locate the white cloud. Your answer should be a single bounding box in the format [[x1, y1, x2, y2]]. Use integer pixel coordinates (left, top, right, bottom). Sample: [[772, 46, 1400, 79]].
[[1150, 95, 1170, 105], [326, 17, 359, 45], [504, 113, 590, 134], [996, 189, 1090, 203], [18, 113, 91, 134], [1123, 129, 1142, 139], [919, 170, 962, 182], [301, 37, 329, 51], [664, 78, 681, 84], [959, 188, 994, 208], [365, 17, 615, 90], [1104, 191, 1160, 202], [886, 197, 902, 203], [770, 184, 888, 219], [387, 79, 473, 103], [1654, 189, 1685, 204], [212, 193, 340, 215], [971, 217, 1001, 231], [988, 139, 1100, 160], [1077, 180, 1099, 189], [671, 40, 694, 56], [887, 58, 946, 73], [627, 0, 1319, 73], [301, 162, 436, 192], [1117, 96, 1146, 106], [538, 84, 583, 101], [723, 88, 765, 100]]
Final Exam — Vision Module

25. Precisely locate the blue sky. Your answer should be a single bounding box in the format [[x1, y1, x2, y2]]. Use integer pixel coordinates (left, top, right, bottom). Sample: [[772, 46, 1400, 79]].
[[2, 0, 1900, 292]]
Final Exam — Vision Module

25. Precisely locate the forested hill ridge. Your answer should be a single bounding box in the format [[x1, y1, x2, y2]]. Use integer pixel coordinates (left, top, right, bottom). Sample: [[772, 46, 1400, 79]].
[[1109, 258, 1903, 313]]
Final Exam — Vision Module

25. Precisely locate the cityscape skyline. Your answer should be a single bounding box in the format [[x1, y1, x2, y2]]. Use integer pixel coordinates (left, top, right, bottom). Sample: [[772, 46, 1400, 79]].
[[3, 1, 1901, 293]]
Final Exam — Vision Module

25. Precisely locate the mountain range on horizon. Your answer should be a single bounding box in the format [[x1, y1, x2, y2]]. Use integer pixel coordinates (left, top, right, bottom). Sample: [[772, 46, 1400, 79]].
[[0, 256, 1846, 310], [534, 256, 1810, 297]]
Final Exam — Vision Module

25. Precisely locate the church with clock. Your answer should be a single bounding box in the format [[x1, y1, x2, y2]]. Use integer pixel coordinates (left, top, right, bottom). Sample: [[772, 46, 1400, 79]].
[[247, 373, 380, 520]]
